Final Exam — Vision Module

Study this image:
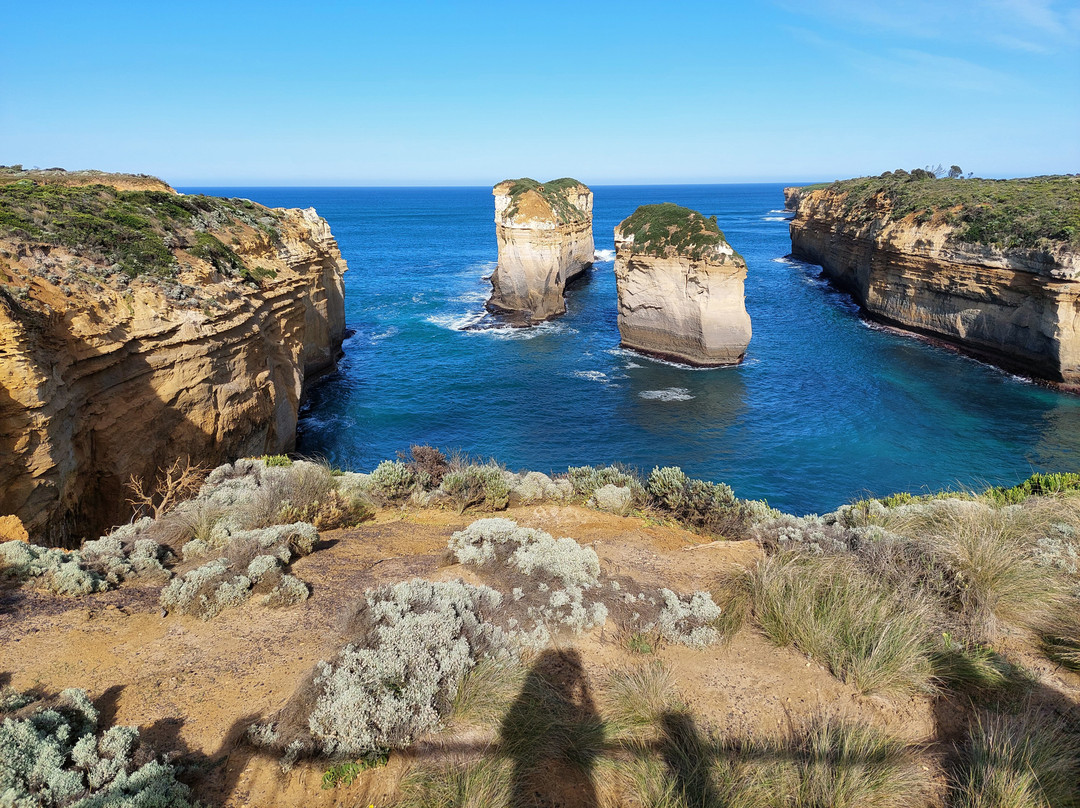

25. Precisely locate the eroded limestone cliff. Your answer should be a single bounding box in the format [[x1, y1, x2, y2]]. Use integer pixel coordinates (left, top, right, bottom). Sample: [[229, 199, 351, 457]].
[[487, 178, 593, 323], [614, 204, 751, 366], [0, 173, 346, 544], [785, 178, 1080, 385]]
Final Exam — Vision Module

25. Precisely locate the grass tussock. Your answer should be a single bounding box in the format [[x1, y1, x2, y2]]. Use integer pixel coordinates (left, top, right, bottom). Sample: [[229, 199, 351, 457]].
[[397, 758, 513, 808], [610, 714, 929, 808], [451, 659, 526, 728], [953, 709, 1080, 808], [863, 500, 1065, 640], [941, 509, 1059, 639], [749, 553, 934, 695], [930, 634, 1033, 700], [1039, 598, 1080, 672], [604, 663, 686, 746]]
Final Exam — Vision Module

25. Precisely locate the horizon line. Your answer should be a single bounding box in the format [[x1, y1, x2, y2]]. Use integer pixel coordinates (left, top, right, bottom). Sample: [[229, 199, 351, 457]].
[[174, 180, 830, 189]]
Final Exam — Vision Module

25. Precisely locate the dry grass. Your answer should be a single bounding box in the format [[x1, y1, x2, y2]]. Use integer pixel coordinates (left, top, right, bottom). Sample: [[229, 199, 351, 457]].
[[608, 713, 930, 808], [604, 663, 685, 746], [1040, 599, 1080, 673], [450, 659, 526, 728], [930, 635, 1033, 700], [953, 708, 1080, 808], [748, 553, 935, 695], [397, 758, 513, 808], [942, 510, 1058, 639], [858, 499, 1069, 641]]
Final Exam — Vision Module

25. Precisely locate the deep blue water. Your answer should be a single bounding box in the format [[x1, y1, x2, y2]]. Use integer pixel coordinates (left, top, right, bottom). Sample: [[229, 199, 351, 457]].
[[181, 184, 1080, 515]]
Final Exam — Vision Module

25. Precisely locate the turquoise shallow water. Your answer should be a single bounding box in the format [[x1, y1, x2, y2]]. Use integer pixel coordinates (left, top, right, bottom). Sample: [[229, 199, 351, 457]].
[[182, 184, 1080, 515]]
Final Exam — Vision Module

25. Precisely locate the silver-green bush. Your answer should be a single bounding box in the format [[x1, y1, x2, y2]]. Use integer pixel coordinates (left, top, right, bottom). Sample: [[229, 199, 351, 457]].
[[0, 542, 104, 595], [251, 579, 507, 760], [0, 687, 196, 807], [566, 465, 645, 501], [439, 464, 510, 513], [448, 518, 609, 646], [656, 589, 723, 647], [368, 460, 417, 502]]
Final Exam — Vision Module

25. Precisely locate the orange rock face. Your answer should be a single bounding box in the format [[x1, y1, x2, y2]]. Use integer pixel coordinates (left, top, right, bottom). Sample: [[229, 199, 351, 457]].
[[0, 191, 346, 545]]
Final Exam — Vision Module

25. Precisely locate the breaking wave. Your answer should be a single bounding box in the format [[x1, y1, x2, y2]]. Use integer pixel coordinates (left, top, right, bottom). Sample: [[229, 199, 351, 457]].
[[639, 388, 695, 402]]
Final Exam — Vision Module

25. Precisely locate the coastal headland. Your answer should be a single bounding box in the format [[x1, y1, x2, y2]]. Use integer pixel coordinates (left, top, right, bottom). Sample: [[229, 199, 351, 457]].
[[786, 173, 1080, 387]]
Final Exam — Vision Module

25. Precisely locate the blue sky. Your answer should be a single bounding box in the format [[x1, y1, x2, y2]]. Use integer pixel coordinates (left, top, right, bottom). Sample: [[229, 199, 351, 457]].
[[2, 0, 1077, 185]]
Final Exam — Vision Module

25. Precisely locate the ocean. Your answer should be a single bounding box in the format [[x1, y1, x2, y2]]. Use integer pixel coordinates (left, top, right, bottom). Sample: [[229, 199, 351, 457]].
[[180, 184, 1080, 515]]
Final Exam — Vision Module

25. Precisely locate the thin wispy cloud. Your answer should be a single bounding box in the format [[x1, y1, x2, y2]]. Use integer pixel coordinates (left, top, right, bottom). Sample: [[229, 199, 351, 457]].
[[786, 26, 1022, 94], [777, 0, 1080, 54]]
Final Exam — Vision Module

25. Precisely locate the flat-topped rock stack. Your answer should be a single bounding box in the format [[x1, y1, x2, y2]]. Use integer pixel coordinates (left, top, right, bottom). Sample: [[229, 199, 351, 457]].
[[487, 178, 594, 324], [614, 203, 751, 366]]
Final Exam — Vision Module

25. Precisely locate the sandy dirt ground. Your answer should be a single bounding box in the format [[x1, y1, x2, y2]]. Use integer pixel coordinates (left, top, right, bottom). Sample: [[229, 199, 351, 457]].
[[3, 505, 1078, 807]]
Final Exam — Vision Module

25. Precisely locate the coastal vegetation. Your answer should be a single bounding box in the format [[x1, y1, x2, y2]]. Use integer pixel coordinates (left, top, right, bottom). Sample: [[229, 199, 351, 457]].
[[617, 202, 738, 260], [3, 452, 1078, 806], [797, 172, 1080, 249], [0, 176, 282, 280], [499, 177, 590, 223]]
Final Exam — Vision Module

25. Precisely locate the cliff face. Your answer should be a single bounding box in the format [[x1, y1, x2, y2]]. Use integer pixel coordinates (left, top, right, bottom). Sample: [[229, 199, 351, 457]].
[[0, 179, 346, 544], [487, 178, 594, 323], [786, 186, 1080, 385], [614, 205, 751, 366]]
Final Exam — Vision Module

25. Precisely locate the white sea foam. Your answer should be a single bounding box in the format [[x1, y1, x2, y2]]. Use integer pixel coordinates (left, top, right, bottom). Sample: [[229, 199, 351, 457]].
[[484, 321, 577, 341], [426, 311, 488, 331], [370, 326, 399, 343], [573, 370, 609, 384], [604, 345, 715, 371], [298, 413, 351, 431], [773, 256, 819, 270], [593, 248, 615, 262], [639, 388, 694, 402], [769, 209, 791, 214], [449, 291, 489, 303], [763, 216, 791, 222]]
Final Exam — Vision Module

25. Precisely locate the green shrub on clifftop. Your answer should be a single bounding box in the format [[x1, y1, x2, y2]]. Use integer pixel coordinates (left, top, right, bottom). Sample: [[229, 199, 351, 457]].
[[800, 173, 1080, 249], [617, 203, 737, 260]]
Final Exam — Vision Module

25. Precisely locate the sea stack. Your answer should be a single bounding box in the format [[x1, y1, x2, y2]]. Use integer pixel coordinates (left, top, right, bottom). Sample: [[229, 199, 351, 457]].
[[487, 178, 594, 323], [614, 203, 751, 366], [786, 173, 1080, 386]]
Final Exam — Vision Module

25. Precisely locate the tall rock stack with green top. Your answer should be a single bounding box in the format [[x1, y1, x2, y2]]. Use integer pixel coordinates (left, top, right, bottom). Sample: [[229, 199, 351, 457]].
[[487, 178, 594, 324], [614, 203, 751, 366]]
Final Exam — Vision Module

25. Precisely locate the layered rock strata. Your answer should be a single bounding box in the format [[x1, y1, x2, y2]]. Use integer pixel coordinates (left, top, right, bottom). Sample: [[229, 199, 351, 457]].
[[0, 172, 346, 544], [487, 178, 594, 323], [785, 182, 1080, 385], [614, 203, 751, 366]]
